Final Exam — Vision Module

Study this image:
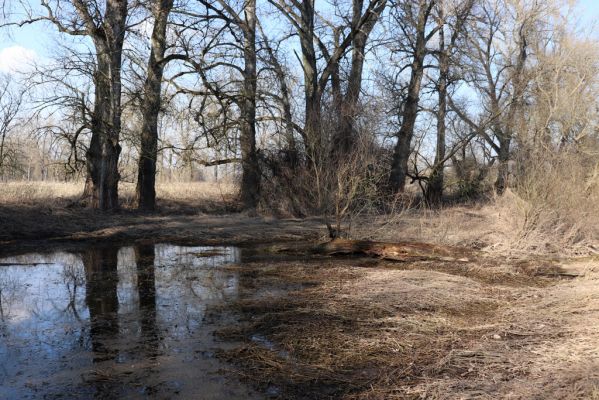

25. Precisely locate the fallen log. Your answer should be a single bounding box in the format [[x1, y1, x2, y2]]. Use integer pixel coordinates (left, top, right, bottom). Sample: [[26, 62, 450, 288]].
[[268, 239, 472, 262]]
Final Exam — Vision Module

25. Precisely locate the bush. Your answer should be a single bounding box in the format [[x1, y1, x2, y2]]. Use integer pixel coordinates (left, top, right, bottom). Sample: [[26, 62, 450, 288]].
[[492, 146, 599, 253]]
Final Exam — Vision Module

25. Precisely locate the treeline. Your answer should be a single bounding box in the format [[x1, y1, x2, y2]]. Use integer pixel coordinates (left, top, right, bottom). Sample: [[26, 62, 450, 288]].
[[2, 0, 598, 216]]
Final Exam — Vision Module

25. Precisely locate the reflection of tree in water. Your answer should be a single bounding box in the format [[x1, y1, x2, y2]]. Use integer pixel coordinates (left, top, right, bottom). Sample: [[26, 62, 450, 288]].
[[0, 270, 23, 322], [134, 244, 159, 358], [0, 245, 256, 399], [82, 246, 119, 362], [155, 245, 240, 302], [155, 246, 239, 338], [59, 263, 86, 322]]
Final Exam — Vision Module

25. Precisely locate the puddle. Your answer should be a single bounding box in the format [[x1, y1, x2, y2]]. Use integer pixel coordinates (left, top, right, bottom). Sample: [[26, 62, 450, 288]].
[[0, 243, 262, 399]]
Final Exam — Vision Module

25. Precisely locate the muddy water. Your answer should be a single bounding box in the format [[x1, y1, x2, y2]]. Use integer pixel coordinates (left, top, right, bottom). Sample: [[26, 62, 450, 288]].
[[0, 243, 262, 399]]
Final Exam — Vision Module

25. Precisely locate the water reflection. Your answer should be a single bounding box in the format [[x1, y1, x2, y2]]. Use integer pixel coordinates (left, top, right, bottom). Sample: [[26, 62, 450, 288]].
[[0, 243, 259, 399], [134, 244, 159, 359], [84, 246, 120, 362]]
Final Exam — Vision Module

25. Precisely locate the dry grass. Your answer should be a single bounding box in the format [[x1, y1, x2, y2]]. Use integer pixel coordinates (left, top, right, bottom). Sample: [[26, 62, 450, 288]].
[[0, 181, 83, 205], [209, 252, 599, 399], [2, 175, 597, 259], [3, 175, 599, 399], [0, 180, 237, 209], [349, 148, 599, 257], [353, 205, 492, 248], [3, 149, 599, 261], [157, 180, 235, 202], [484, 150, 599, 256], [354, 195, 599, 259], [212, 259, 513, 399], [0, 179, 324, 248]]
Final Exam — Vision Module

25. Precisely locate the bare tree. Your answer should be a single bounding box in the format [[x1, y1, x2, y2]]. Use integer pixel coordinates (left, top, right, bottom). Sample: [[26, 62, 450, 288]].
[[332, 0, 387, 154], [451, 0, 546, 194], [268, 0, 387, 165], [258, 24, 297, 157], [238, 0, 260, 209], [84, 0, 129, 209], [387, 0, 437, 192], [11, 0, 131, 209], [424, 0, 474, 205], [136, 0, 175, 211], [0, 74, 24, 178], [165, 0, 262, 208]]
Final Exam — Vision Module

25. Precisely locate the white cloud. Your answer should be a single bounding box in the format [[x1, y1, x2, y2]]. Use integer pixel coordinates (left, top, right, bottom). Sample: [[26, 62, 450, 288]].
[[0, 45, 38, 74]]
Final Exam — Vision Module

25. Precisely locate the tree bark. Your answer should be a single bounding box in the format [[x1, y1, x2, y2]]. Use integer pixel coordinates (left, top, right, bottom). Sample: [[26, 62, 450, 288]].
[[136, 0, 174, 211], [494, 25, 527, 194], [299, 0, 322, 162], [0, 127, 6, 176], [333, 0, 386, 155], [389, 0, 432, 192], [84, 0, 128, 211], [494, 136, 511, 193], [239, 0, 261, 209], [426, 5, 446, 205]]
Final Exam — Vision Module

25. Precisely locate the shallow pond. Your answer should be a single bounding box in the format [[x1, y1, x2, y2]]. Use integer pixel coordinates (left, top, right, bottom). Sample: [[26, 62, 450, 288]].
[[0, 243, 263, 399]]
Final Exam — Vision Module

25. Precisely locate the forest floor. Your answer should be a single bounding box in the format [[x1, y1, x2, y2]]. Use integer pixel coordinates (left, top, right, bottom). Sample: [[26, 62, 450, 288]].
[[219, 248, 599, 399], [2, 181, 599, 398], [0, 181, 324, 256]]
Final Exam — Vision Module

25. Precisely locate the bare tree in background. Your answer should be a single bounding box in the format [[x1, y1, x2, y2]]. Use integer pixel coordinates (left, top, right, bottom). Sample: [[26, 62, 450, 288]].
[[451, 0, 544, 194], [0, 75, 24, 178], [268, 0, 387, 166], [168, 0, 261, 209], [11, 0, 131, 209], [258, 24, 297, 157], [387, 0, 437, 192], [136, 0, 175, 211], [332, 0, 387, 155], [424, 0, 474, 205], [201, 0, 264, 209]]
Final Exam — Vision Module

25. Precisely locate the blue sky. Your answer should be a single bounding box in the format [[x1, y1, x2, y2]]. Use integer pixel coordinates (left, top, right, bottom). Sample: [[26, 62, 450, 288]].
[[1, 0, 599, 74]]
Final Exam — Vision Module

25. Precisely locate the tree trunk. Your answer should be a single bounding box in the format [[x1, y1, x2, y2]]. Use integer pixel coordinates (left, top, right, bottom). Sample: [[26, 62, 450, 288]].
[[333, 0, 386, 155], [85, 1, 128, 211], [299, 0, 322, 163], [239, 0, 260, 209], [136, 0, 174, 211], [494, 22, 527, 194], [388, 52, 426, 192], [426, 7, 447, 206], [0, 128, 6, 177], [494, 137, 511, 194], [389, 1, 429, 192], [271, 238, 472, 262], [86, 54, 122, 210]]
